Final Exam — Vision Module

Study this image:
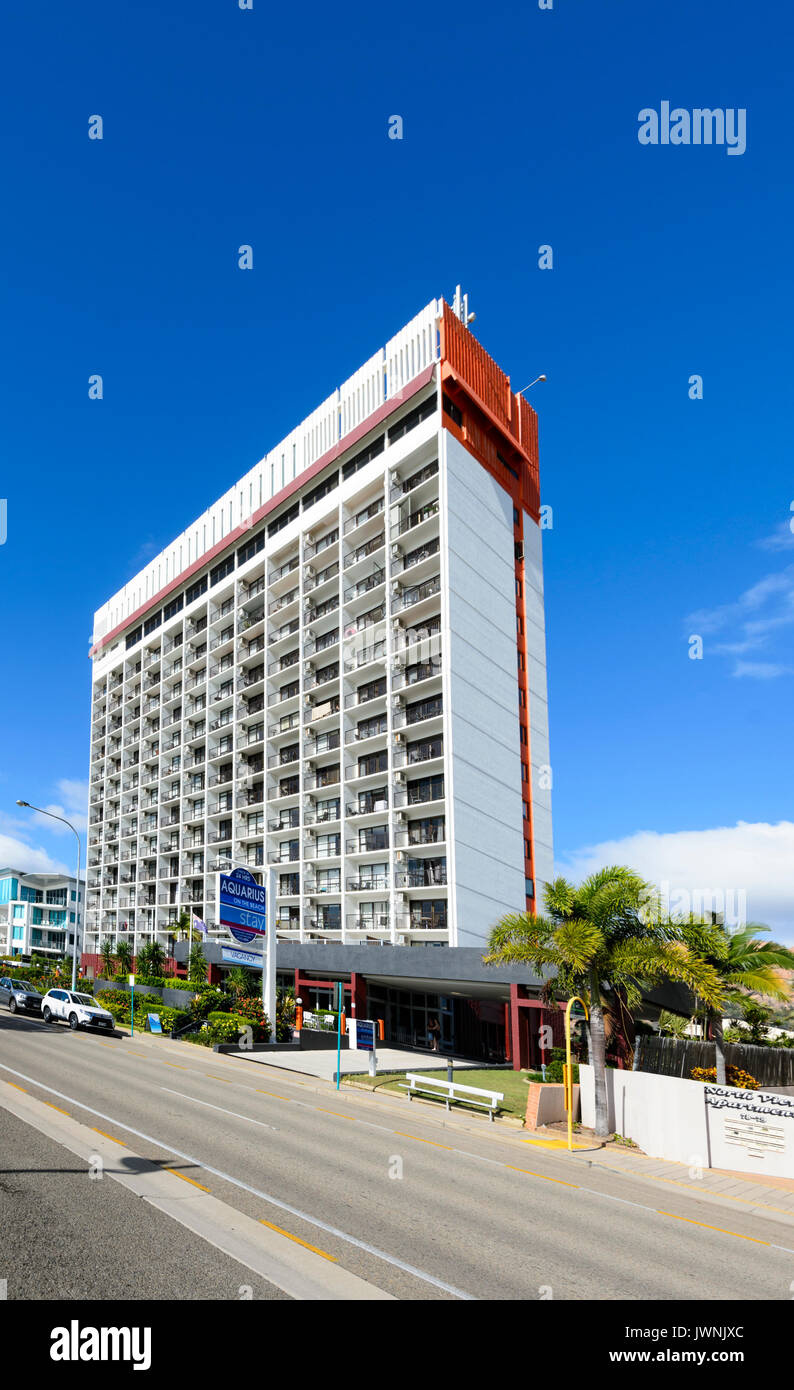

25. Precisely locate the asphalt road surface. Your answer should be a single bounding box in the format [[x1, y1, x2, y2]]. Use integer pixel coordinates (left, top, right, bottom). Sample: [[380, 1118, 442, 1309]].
[[1, 1010, 793, 1301]]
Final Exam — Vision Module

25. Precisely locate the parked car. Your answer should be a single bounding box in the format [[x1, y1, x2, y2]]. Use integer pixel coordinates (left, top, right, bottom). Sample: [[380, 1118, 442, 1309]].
[[0, 977, 43, 1014], [41, 989, 115, 1031]]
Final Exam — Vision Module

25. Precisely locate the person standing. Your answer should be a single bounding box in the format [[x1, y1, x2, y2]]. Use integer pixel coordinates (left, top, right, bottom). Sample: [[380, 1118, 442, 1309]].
[[428, 1016, 441, 1052]]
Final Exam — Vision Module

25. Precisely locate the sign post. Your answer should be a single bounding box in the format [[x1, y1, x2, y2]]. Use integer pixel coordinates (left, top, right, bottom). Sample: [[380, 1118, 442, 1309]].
[[218, 866, 275, 1042], [334, 981, 343, 1090], [564, 995, 589, 1151], [350, 1018, 377, 1078], [129, 973, 135, 1037]]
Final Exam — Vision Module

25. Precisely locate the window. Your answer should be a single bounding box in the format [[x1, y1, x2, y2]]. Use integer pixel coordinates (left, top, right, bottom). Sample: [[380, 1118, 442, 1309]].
[[388, 395, 436, 443], [210, 556, 234, 587], [186, 576, 208, 605], [407, 773, 444, 805], [442, 394, 462, 427], [164, 595, 184, 620], [144, 610, 162, 635], [268, 501, 299, 538], [358, 750, 388, 777], [303, 470, 338, 511], [126, 626, 142, 650], [237, 530, 265, 565], [342, 434, 385, 481], [357, 676, 387, 703]]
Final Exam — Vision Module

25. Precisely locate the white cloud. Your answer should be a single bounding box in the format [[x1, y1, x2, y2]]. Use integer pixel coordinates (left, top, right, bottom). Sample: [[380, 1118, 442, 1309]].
[[556, 821, 794, 944], [29, 779, 89, 836], [687, 565, 794, 678], [0, 832, 72, 878], [757, 521, 794, 552]]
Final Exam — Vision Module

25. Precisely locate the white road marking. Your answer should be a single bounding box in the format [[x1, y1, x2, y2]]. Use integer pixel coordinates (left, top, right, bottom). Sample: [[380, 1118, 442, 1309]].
[[0, 1063, 475, 1299], [159, 1086, 280, 1131]]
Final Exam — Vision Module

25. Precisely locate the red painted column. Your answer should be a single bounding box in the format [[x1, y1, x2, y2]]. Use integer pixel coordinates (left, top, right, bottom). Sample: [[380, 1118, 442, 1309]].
[[509, 984, 525, 1070], [350, 971, 367, 1018], [504, 1002, 512, 1064]]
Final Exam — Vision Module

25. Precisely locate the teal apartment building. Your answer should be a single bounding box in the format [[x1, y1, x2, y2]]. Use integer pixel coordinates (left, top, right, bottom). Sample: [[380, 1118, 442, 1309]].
[[0, 868, 83, 959]]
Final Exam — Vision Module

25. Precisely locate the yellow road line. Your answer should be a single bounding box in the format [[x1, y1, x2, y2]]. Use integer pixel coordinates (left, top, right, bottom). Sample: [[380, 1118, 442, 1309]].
[[92, 1128, 125, 1146], [505, 1164, 579, 1188], [658, 1210, 770, 1245], [393, 1131, 452, 1150], [6, 1082, 27, 1092], [160, 1061, 187, 1070], [522, 1138, 590, 1151], [164, 1168, 210, 1192], [44, 1102, 71, 1115], [315, 1108, 356, 1121], [259, 1219, 337, 1262], [256, 1090, 292, 1101], [205, 1074, 232, 1082]]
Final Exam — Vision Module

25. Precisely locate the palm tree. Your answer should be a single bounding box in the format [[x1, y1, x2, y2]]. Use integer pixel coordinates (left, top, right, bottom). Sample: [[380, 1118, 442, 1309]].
[[486, 867, 724, 1137], [99, 938, 116, 980], [146, 940, 166, 977], [115, 938, 133, 977], [188, 943, 207, 985], [675, 922, 794, 1084], [226, 966, 256, 1000], [136, 940, 153, 977]]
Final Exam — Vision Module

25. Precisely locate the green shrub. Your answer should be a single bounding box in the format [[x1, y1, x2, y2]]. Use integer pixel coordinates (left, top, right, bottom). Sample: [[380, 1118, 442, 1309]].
[[545, 1059, 580, 1084], [207, 1010, 267, 1043]]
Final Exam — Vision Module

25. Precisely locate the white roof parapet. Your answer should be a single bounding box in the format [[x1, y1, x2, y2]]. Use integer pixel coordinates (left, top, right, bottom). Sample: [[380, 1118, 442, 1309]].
[[93, 299, 441, 642]]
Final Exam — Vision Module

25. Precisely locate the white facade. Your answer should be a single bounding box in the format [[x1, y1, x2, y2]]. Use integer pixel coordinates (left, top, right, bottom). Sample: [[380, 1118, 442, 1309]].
[[85, 303, 552, 960], [0, 868, 83, 959]]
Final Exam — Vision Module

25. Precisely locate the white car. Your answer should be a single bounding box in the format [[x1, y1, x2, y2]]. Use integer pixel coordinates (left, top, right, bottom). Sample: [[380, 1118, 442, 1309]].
[[41, 989, 115, 1032]]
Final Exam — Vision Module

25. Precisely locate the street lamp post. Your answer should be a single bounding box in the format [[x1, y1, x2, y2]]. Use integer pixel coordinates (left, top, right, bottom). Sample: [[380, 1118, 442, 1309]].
[[16, 801, 82, 991]]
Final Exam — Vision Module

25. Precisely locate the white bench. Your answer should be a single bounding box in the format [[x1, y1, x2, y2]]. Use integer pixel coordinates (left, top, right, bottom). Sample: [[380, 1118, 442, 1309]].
[[400, 1072, 504, 1120]]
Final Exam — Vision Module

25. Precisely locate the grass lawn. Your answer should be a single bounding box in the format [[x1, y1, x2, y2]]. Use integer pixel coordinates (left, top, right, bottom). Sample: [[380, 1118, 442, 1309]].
[[342, 1066, 543, 1119]]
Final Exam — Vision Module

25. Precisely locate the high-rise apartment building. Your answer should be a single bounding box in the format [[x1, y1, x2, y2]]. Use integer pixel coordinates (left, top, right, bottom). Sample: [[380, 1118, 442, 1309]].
[[84, 298, 552, 968]]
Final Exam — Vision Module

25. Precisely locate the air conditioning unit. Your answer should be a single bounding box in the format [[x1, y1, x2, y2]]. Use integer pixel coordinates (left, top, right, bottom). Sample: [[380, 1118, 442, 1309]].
[[394, 733, 404, 744], [305, 532, 315, 545], [305, 566, 315, 579], [394, 772, 406, 786], [391, 580, 401, 596]]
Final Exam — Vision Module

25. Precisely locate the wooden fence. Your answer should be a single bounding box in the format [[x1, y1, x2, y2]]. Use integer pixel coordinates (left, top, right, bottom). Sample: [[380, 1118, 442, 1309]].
[[636, 1034, 794, 1089]]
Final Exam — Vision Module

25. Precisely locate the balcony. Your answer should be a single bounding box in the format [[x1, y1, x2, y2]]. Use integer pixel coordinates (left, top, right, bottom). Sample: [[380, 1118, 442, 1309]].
[[304, 559, 339, 593], [344, 498, 385, 536], [393, 574, 441, 612], [343, 568, 386, 604], [390, 458, 439, 501], [392, 498, 439, 540], [346, 874, 390, 892], [392, 657, 443, 691], [395, 862, 447, 888], [343, 534, 385, 571], [268, 586, 299, 617], [343, 640, 386, 674], [268, 556, 299, 587]]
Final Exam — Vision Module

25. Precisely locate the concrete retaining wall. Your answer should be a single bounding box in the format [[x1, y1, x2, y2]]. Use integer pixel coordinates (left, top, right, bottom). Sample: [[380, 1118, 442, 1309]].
[[95, 979, 197, 1010], [580, 1064, 794, 1178]]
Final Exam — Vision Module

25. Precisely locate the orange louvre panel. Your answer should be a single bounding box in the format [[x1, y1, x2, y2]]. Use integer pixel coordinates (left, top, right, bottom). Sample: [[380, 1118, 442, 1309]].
[[441, 302, 512, 428]]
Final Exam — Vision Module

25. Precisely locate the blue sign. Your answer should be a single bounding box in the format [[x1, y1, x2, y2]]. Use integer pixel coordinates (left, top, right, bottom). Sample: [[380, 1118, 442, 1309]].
[[355, 1019, 376, 1052], [221, 946, 263, 967], [219, 867, 267, 940], [147, 1013, 163, 1034]]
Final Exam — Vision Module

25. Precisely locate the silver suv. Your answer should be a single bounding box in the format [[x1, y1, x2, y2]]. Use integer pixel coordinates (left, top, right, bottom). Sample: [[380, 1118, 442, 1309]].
[[0, 977, 43, 1014]]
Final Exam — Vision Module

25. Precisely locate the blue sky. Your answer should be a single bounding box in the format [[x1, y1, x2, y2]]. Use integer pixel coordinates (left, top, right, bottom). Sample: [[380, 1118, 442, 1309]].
[[1, 0, 792, 935]]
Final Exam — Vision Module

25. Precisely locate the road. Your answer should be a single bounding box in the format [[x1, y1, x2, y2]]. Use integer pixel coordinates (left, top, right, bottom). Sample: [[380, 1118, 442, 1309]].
[[1, 1010, 793, 1301]]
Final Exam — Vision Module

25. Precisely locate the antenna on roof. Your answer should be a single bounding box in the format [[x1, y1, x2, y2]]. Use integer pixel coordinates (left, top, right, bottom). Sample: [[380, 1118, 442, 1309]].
[[452, 284, 476, 326]]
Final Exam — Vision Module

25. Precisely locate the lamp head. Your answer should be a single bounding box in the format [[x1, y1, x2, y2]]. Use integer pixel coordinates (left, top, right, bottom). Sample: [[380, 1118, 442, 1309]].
[[16, 800, 29, 808]]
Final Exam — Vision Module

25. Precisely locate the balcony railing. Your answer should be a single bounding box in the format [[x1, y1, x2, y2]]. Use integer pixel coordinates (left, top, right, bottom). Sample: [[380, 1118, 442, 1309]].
[[392, 499, 439, 539]]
